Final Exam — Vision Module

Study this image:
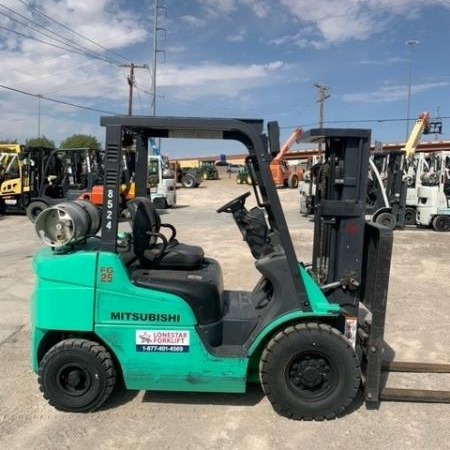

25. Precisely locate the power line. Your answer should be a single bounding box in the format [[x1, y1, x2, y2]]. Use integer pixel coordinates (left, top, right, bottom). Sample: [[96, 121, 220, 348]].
[[0, 5, 122, 65], [16, 0, 131, 63], [0, 24, 119, 63], [279, 116, 450, 129], [0, 83, 119, 115]]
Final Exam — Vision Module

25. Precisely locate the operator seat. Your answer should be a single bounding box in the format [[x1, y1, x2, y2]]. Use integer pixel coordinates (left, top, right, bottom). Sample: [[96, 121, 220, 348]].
[[128, 197, 205, 270]]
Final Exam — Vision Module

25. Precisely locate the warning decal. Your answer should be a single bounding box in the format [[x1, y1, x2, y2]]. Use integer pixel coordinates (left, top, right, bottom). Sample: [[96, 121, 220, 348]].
[[136, 330, 190, 353]]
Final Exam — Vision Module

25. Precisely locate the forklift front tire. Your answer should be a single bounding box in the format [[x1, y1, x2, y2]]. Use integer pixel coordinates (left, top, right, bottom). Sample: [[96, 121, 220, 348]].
[[26, 201, 48, 223], [38, 338, 116, 412], [260, 322, 361, 421]]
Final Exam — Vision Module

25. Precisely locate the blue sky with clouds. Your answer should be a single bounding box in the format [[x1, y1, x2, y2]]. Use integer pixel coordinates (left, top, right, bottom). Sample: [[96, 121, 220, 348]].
[[1, 0, 450, 157]]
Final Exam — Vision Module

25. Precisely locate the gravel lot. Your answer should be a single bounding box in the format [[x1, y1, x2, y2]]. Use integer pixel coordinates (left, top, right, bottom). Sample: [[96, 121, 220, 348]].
[[0, 171, 449, 450]]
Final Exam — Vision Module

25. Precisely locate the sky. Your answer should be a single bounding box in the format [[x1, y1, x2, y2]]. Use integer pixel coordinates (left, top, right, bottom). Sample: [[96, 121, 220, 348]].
[[1, 0, 450, 157]]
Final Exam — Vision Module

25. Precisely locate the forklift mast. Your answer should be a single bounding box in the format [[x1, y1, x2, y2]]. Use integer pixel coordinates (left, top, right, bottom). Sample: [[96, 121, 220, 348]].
[[301, 129, 371, 316]]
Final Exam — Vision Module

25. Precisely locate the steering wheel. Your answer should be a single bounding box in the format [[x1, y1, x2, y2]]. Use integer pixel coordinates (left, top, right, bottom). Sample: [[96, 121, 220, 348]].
[[217, 191, 251, 213]]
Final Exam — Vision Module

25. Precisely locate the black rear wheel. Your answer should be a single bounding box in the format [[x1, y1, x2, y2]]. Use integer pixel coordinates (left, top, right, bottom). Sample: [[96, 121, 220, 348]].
[[432, 215, 450, 232], [26, 200, 48, 223], [38, 338, 116, 412], [153, 197, 168, 209], [404, 207, 416, 226], [260, 323, 360, 420]]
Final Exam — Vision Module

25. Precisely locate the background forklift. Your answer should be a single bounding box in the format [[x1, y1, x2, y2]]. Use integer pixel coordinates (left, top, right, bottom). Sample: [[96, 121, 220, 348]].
[[366, 112, 441, 229], [25, 147, 104, 221], [31, 116, 450, 420], [0, 145, 53, 215], [416, 151, 450, 231]]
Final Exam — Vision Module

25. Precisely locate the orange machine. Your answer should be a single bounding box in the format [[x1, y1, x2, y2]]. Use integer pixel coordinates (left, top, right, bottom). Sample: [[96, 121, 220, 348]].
[[270, 128, 304, 188], [77, 182, 135, 205]]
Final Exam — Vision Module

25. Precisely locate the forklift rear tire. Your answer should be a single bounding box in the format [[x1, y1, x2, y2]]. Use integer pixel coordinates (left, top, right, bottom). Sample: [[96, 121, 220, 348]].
[[404, 207, 416, 226], [38, 338, 116, 412], [288, 174, 299, 189], [26, 201, 48, 223], [153, 197, 168, 209], [375, 211, 396, 230], [236, 177, 242, 184], [260, 323, 361, 420], [432, 215, 450, 232], [246, 175, 252, 185]]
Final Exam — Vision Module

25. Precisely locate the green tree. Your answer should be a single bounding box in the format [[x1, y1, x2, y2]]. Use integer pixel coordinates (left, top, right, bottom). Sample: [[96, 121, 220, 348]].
[[60, 134, 101, 149], [25, 136, 55, 148], [0, 138, 18, 144]]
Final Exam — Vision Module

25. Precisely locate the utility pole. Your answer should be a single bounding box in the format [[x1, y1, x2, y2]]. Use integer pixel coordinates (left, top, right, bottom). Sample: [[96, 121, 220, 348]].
[[405, 39, 419, 140], [120, 63, 149, 115], [314, 83, 330, 151], [37, 94, 42, 138], [151, 0, 166, 115]]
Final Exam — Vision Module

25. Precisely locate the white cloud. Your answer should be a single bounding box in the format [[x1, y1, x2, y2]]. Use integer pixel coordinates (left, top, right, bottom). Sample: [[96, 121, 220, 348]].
[[158, 61, 284, 87], [343, 82, 450, 103], [276, 0, 441, 47], [227, 28, 247, 42], [270, 31, 327, 50], [359, 57, 408, 66], [197, 0, 237, 17], [157, 61, 286, 98], [239, 0, 271, 18], [0, 0, 150, 143], [0, 0, 148, 98], [180, 15, 207, 28]]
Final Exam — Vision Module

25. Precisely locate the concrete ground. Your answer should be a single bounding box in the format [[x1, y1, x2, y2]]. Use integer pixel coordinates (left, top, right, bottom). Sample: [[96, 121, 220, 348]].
[[0, 172, 449, 450]]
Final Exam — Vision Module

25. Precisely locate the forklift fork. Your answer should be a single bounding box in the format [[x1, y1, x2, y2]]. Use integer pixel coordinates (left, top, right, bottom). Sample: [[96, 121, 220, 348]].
[[361, 170, 450, 406]]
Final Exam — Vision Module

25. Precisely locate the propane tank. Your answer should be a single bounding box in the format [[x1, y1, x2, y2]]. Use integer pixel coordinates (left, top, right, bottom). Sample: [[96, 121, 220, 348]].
[[35, 200, 101, 247]]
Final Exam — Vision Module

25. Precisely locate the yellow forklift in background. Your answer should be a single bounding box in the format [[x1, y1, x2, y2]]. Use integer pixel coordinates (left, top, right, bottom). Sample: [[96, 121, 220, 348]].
[[0, 145, 52, 215]]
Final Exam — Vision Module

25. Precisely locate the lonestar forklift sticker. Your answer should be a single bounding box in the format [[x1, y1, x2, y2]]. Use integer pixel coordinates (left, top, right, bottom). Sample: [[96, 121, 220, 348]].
[[136, 330, 190, 352]]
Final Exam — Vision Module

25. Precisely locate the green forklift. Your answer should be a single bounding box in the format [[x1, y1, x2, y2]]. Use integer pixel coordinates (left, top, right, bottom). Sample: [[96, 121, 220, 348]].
[[31, 117, 450, 419]]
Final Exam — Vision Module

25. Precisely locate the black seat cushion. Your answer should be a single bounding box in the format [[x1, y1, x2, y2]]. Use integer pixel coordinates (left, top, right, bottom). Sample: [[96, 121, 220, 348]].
[[132, 259, 224, 324], [128, 197, 205, 270], [143, 242, 205, 270]]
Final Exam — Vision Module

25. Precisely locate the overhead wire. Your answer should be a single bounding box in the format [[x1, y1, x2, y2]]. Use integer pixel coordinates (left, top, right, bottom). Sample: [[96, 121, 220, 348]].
[[15, 0, 131, 63], [0, 83, 120, 116], [279, 116, 450, 130], [0, 24, 120, 63], [0, 5, 123, 65]]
